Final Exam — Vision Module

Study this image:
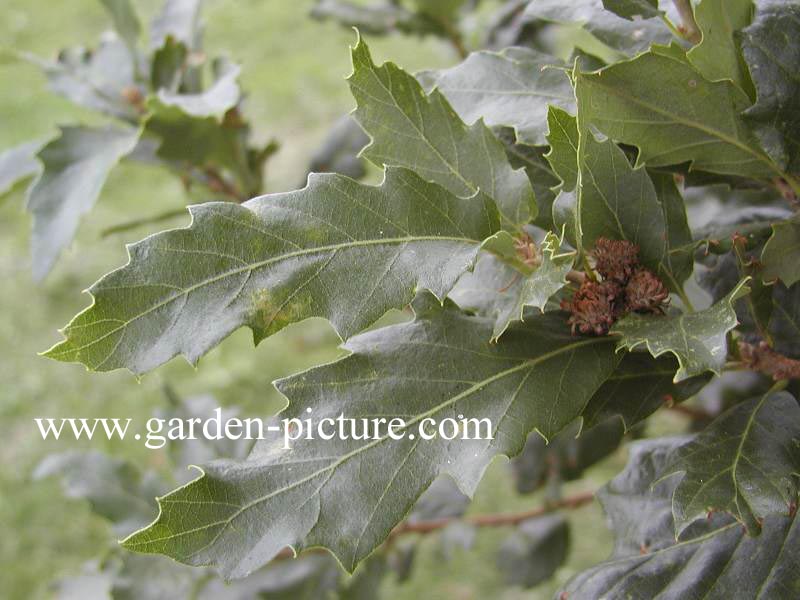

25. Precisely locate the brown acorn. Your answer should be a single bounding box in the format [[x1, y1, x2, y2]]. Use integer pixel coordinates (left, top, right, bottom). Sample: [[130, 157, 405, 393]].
[[561, 279, 623, 335], [590, 238, 640, 283], [625, 267, 669, 314]]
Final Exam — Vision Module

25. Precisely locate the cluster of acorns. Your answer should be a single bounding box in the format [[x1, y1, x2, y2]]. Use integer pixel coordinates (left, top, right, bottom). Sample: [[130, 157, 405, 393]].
[[561, 238, 669, 335]]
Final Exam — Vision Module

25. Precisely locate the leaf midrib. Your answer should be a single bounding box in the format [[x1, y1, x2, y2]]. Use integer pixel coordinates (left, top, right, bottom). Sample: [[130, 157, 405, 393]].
[[125, 336, 612, 550], [49, 235, 478, 359]]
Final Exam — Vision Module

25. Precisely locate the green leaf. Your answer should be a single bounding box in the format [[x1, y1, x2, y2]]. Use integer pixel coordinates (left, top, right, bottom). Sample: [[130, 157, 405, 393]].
[[0, 139, 45, 196], [562, 438, 800, 599], [522, 0, 672, 56], [664, 390, 800, 534], [741, 1, 800, 174], [417, 47, 575, 146], [121, 297, 617, 576], [27, 125, 140, 280], [409, 0, 467, 21], [34, 451, 162, 536], [544, 106, 579, 192], [581, 353, 710, 430], [23, 39, 139, 120], [612, 279, 751, 382], [496, 127, 560, 231], [687, 0, 754, 94], [575, 49, 784, 180], [100, 0, 142, 51], [497, 515, 569, 588], [348, 37, 535, 227], [601, 0, 661, 20], [511, 418, 624, 494], [449, 231, 575, 339], [44, 168, 499, 374], [650, 170, 694, 290], [761, 217, 800, 286], [157, 59, 240, 118], [310, 0, 436, 37], [769, 282, 800, 359]]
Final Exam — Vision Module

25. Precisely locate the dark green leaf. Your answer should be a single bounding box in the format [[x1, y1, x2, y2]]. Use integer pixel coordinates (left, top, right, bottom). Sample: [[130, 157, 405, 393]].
[[602, 0, 661, 20], [349, 37, 535, 227], [308, 115, 369, 181], [562, 438, 800, 599], [45, 168, 499, 373], [770, 282, 800, 359], [495, 128, 560, 231], [27, 125, 140, 280], [664, 390, 800, 534], [121, 297, 617, 576], [511, 418, 624, 494], [497, 515, 569, 588], [741, 0, 800, 174], [761, 217, 800, 286], [575, 49, 784, 181], [581, 353, 710, 430], [612, 279, 751, 381], [417, 47, 575, 146]]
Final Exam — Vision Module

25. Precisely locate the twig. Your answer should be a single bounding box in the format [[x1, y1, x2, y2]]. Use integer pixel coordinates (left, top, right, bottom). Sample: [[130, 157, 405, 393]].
[[100, 208, 188, 238], [739, 341, 800, 380], [672, 0, 701, 44], [271, 491, 596, 561]]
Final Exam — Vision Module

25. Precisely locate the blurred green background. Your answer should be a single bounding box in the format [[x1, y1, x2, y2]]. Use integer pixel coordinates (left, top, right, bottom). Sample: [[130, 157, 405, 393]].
[[0, 1, 645, 597]]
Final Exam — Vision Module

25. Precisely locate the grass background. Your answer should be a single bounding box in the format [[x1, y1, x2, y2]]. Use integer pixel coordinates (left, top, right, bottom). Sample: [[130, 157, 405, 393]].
[[0, 1, 681, 597]]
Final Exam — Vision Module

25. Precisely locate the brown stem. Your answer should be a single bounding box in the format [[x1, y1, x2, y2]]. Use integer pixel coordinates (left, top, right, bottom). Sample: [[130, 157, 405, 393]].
[[672, 0, 701, 44], [739, 341, 800, 380], [271, 491, 596, 561]]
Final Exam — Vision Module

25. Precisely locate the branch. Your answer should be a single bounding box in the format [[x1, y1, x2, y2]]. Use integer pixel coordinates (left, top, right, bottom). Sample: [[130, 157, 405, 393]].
[[671, 0, 701, 44], [739, 341, 800, 380], [271, 491, 595, 560]]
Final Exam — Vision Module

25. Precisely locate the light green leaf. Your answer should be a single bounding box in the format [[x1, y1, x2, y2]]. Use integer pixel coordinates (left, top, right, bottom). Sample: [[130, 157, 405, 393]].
[[310, 0, 435, 37], [27, 125, 140, 280], [449, 230, 575, 339], [741, 1, 800, 174], [612, 279, 751, 382], [687, 0, 754, 94], [601, 0, 661, 20], [522, 0, 672, 56], [575, 49, 784, 180], [761, 217, 800, 286], [100, 0, 142, 51], [417, 47, 575, 146], [0, 139, 45, 196], [664, 390, 800, 534], [349, 37, 535, 227], [581, 353, 710, 430], [157, 60, 240, 118], [545, 106, 579, 192], [121, 296, 618, 576], [44, 168, 499, 374], [150, 0, 201, 50], [562, 438, 800, 599], [34, 451, 162, 536]]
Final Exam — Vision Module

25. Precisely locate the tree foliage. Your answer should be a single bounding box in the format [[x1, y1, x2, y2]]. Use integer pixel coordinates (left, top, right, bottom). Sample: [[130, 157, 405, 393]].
[[16, 0, 800, 596]]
